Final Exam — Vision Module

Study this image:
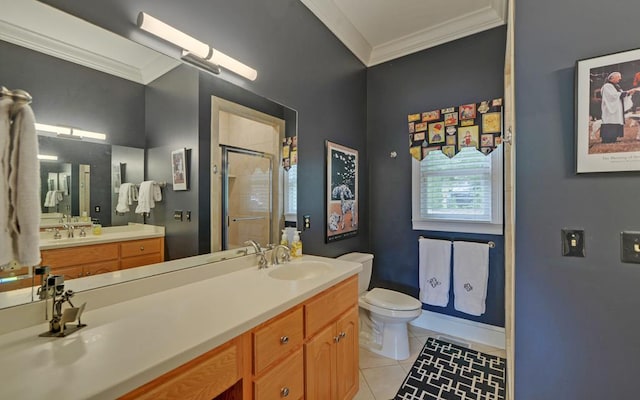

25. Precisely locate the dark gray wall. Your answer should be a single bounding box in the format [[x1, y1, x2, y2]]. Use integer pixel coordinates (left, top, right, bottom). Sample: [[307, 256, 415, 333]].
[[515, 0, 640, 398], [367, 27, 507, 327], [43, 0, 369, 257], [145, 65, 200, 260], [0, 40, 145, 148]]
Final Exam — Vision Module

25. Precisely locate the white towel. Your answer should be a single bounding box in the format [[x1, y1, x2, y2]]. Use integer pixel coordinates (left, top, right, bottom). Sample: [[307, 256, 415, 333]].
[[116, 183, 138, 213], [43, 191, 61, 207], [453, 241, 489, 316], [418, 238, 452, 307], [135, 180, 162, 214]]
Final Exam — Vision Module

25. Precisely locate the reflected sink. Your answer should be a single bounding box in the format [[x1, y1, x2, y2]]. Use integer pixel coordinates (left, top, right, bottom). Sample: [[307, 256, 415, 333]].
[[268, 261, 333, 281]]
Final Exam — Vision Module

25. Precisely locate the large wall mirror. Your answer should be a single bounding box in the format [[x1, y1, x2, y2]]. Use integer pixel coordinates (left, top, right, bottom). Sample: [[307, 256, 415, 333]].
[[0, 1, 297, 308]]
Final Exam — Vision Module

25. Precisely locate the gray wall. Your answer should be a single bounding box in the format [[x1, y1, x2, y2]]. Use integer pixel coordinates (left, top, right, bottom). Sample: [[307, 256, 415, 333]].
[[145, 65, 200, 260], [515, 0, 640, 398], [0, 40, 146, 148], [367, 27, 506, 327], [43, 0, 369, 258]]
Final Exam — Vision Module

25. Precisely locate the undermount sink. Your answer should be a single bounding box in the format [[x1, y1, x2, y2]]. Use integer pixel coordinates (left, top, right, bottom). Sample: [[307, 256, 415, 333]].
[[267, 261, 333, 281]]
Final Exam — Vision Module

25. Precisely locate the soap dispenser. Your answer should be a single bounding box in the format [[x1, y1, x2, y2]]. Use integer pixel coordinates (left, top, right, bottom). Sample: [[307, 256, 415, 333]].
[[291, 231, 302, 258], [280, 229, 289, 246]]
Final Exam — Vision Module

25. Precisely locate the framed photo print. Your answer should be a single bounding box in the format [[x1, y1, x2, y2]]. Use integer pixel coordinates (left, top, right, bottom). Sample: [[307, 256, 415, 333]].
[[576, 47, 640, 173], [326, 141, 358, 242], [171, 148, 188, 191]]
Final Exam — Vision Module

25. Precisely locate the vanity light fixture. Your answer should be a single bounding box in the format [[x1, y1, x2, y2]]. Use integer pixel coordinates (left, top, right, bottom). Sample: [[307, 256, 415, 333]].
[[37, 154, 58, 161], [137, 12, 258, 81], [34, 123, 71, 136], [35, 123, 107, 141], [72, 128, 107, 141]]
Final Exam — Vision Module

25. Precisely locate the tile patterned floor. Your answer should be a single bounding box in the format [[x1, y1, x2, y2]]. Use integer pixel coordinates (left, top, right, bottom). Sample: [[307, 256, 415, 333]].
[[354, 325, 507, 400]]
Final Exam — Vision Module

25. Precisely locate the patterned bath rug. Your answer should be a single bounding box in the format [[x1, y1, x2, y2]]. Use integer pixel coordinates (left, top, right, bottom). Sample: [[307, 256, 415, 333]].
[[393, 337, 506, 400]]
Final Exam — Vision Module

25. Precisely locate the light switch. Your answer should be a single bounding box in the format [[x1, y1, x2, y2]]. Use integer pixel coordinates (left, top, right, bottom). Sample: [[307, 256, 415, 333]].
[[620, 231, 640, 263], [174, 210, 183, 221], [561, 229, 585, 257]]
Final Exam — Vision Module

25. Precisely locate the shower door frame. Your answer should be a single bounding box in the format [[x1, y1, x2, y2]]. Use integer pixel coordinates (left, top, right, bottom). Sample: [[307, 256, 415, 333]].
[[220, 145, 274, 250]]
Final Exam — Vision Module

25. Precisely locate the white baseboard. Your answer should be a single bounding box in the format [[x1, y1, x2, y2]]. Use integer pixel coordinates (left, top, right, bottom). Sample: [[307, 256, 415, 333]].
[[410, 310, 505, 349]]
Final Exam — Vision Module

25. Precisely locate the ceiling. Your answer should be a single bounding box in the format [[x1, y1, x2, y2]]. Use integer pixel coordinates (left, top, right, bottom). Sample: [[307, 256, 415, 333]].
[[300, 0, 508, 66]]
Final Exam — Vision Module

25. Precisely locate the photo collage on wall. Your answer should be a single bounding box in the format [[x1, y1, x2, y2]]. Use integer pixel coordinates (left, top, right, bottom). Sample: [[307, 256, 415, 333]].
[[282, 136, 298, 171], [407, 98, 503, 161]]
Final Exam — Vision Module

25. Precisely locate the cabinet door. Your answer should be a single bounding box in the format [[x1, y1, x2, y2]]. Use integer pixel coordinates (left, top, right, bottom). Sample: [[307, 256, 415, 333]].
[[84, 260, 120, 277], [52, 265, 85, 280], [305, 323, 336, 400], [336, 306, 359, 400]]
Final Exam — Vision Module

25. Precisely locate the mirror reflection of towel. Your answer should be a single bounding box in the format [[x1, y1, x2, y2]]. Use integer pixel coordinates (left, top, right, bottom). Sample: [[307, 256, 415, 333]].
[[135, 181, 162, 214], [116, 183, 138, 213], [43, 191, 62, 207]]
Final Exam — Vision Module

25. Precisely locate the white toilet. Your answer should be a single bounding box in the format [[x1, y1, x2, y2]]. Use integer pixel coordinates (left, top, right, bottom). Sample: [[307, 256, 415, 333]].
[[337, 252, 422, 360]]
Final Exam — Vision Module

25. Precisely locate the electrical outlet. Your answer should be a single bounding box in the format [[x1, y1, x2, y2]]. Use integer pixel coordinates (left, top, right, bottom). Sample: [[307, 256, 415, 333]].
[[94, 205, 101, 213], [186, 211, 191, 222], [620, 231, 640, 263], [303, 215, 311, 230], [561, 229, 585, 257]]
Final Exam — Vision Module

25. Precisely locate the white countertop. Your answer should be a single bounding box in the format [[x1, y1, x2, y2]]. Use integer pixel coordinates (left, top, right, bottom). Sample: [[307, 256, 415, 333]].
[[0, 254, 361, 400], [39, 223, 165, 250]]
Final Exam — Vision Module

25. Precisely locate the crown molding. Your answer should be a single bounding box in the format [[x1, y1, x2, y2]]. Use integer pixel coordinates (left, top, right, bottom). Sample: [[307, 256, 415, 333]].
[[0, 20, 147, 83], [0, 1, 180, 85], [299, 0, 507, 67], [368, 6, 506, 66], [299, 0, 371, 65]]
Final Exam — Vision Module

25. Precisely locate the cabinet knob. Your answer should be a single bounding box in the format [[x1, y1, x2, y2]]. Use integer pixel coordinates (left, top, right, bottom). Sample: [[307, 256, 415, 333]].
[[140, 246, 145, 251], [280, 387, 290, 397], [280, 336, 289, 344], [339, 331, 346, 339], [334, 336, 340, 343], [86, 271, 91, 276]]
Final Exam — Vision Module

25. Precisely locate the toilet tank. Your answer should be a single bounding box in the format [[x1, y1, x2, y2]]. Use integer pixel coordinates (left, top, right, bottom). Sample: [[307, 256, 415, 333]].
[[337, 252, 373, 294]]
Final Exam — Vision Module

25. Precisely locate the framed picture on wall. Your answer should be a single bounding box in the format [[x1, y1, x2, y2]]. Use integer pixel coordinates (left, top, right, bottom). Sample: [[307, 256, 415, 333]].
[[326, 141, 358, 242], [171, 148, 188, 191], [576, 47, 640, 173]]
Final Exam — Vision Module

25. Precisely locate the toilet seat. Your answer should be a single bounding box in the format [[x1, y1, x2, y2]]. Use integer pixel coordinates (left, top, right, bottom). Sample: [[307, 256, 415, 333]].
[[363, 288, 422, 311]]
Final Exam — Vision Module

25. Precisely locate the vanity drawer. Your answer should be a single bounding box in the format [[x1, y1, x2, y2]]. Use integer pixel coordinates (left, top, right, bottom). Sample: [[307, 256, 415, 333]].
[[253, 306, 303, 374], [119, 336, 243, 400], [120, 253, 164, 270], [304, 275, 358, 338], [41, 243, 119, 268], [254, 348, 304, 400], [120, 238, 163, 258]]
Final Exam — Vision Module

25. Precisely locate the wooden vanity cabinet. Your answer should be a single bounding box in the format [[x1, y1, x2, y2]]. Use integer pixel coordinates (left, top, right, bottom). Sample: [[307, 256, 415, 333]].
[[119, 334, 248, 400], [40, 237, 164, 280], [304, 277, 359, 400], [121, 275, 359, 400]]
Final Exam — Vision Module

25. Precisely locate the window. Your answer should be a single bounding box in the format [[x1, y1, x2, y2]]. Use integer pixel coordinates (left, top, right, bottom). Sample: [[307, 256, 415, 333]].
[[412, 147, 503, 234], [284, 164, 297, 221]]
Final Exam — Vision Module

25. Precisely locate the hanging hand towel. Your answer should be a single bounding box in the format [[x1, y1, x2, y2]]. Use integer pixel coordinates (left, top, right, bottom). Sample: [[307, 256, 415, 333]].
[[135, 181, 161, 214], [419, 238, 452, 307], [453, 241, 489, 316], [116, 183, 135, 213]]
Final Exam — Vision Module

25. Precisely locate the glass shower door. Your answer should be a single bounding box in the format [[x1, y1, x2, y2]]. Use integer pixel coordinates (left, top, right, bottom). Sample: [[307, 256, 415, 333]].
[[221, 146, 273, 250]]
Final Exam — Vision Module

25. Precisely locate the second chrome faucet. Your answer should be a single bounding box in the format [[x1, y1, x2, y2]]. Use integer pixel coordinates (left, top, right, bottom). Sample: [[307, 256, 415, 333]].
[[244, 240, 290, 269]]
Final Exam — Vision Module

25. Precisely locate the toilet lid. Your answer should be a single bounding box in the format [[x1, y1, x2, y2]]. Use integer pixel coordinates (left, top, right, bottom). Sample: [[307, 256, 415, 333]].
[[363, 288, 422, 311]]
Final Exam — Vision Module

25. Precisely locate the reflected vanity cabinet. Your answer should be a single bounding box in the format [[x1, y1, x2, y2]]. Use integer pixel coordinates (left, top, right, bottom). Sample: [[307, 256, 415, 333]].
[[119, 275, 359, 400], [40, 237, 164, 280]]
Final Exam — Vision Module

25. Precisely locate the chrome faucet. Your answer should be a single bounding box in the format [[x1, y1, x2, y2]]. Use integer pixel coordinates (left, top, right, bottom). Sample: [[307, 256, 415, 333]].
[[245, 240, 268, 269], [272, 245, 291, 265], [62, 224, 75, 238]]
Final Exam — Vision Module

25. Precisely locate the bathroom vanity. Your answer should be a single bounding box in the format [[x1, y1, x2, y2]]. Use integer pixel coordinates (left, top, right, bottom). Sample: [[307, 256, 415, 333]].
[[0, 254, 362, 400], [0, 224, 165, 292]]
